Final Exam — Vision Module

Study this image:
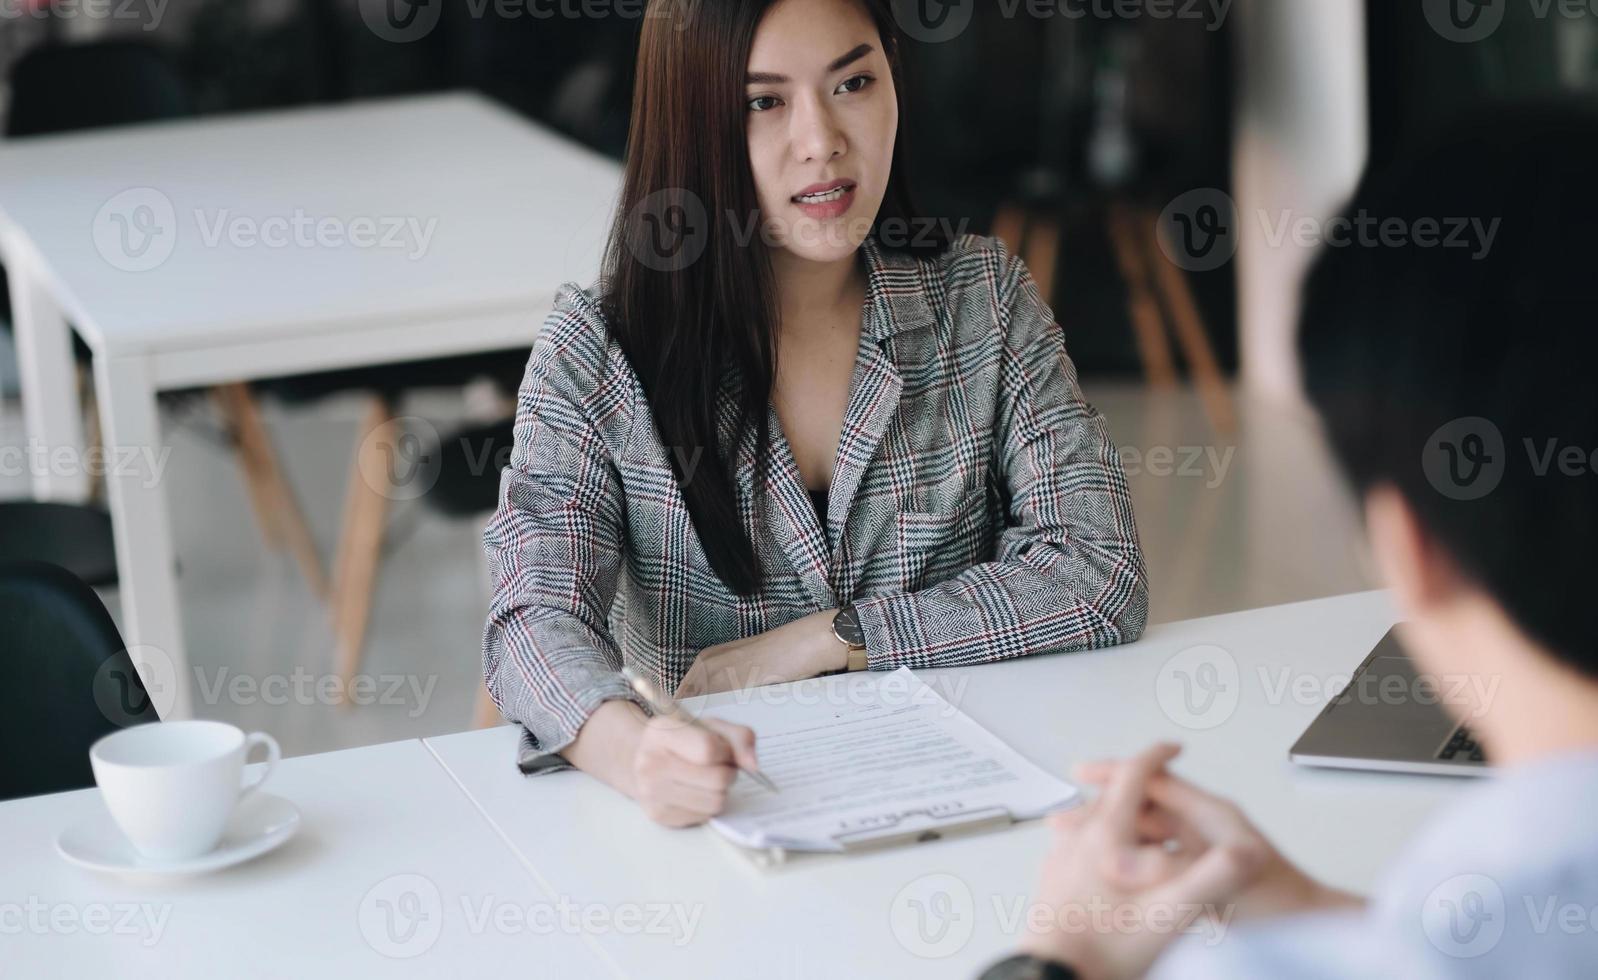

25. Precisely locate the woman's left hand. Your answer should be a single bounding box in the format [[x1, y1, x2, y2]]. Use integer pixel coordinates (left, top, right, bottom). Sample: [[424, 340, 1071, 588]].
[[674, 610, 845, 698]]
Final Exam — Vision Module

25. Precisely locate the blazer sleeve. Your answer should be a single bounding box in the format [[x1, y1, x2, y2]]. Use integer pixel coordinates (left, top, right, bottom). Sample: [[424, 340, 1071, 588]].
[[849, 250, 1150, 667], [481, 297, 647, 761]]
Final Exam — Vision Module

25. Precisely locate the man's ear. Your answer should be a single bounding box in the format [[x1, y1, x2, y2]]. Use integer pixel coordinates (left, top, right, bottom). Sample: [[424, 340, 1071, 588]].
[[1364, 484, 1452, 616]]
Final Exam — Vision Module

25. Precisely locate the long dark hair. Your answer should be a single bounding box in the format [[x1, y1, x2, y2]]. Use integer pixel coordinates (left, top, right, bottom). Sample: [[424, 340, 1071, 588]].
[[600, 0, 949, 597]]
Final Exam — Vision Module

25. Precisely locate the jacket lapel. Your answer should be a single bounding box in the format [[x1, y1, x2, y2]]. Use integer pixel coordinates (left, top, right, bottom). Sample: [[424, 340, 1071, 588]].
[[715, 233, 939, 603]]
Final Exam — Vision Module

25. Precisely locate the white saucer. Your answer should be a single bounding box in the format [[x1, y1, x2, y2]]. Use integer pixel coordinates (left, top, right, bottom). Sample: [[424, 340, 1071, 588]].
[[57, 793, 301, 876]]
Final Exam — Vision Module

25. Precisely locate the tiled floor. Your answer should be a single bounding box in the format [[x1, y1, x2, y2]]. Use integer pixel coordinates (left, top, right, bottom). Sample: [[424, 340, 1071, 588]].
[[1, 377, 1372, 757]]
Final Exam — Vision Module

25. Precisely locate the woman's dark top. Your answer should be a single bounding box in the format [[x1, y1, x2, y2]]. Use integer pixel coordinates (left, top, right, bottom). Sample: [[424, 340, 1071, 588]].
[[809, 486, 828, 524]]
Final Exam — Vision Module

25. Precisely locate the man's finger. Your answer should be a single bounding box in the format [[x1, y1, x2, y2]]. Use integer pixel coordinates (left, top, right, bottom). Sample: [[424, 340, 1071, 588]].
[[1143, 771, 1248, 844], [1097, 743, 1182, 847], [1148, 839, 1265, 914]]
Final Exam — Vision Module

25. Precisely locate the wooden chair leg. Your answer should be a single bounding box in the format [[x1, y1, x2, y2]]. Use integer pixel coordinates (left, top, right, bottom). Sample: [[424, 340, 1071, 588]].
[[329, 397, 395, 706], [80, 364, 107, 506], [223, 383, 330, 597], [992, 205, 1028, 265], [213, 384, 330, 597], [213, 385, 286, 550], [473, 684, 501, 729], [1107, 203, 1178, 388], [1136, 207, 1237, 434], [1022, 214, 1060, 312]]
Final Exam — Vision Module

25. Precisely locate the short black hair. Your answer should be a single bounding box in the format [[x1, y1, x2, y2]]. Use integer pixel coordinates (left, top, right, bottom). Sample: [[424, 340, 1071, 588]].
[[1299, 98, 1598, 676]]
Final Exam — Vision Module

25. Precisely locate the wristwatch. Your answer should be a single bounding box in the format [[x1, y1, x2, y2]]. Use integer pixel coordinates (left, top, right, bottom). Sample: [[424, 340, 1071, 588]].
[[977, 954, 1079, 980], [830, 603, 869, 672]]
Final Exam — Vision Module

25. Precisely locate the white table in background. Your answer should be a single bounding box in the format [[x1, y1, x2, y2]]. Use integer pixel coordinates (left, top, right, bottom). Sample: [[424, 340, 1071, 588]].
[[424, 591, 1472, 979], [0, 92, 623, 715], [1, 738, 616, 979]]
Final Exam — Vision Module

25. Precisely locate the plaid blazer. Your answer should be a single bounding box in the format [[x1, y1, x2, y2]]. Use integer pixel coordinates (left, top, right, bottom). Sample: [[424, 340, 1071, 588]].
[[483, 232, 1148, 760]]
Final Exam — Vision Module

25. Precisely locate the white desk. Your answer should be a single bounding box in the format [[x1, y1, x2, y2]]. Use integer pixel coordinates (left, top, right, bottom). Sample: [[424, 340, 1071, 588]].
[[0, 92, 623, 715], [1, 739, 616, 979], [424, 590, 1469, 979], [2, 593, 1476, 977]]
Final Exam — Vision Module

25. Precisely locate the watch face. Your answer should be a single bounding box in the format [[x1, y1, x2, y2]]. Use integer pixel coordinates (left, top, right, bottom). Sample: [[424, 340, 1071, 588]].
[[833, 604, 865, 647]]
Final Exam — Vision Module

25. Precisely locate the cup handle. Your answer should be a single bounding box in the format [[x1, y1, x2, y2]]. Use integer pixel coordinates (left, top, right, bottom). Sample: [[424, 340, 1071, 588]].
[[238, 732, 281, 803]]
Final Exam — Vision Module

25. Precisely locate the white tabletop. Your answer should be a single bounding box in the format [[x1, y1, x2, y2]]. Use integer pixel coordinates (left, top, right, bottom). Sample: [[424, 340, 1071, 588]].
[[424, 590, 1469, 979], [3, 593, 1474, 977], [2, 739, 615, 979], [0, 91, 620, 358]]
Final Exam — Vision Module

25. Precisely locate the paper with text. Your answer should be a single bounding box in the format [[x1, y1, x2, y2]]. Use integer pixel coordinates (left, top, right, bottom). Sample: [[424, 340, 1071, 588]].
[[702, 667, 1079, 853]]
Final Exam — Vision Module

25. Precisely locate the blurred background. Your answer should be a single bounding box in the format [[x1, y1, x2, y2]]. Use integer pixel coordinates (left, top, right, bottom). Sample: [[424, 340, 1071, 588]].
[[1, 0, 1593, 755]]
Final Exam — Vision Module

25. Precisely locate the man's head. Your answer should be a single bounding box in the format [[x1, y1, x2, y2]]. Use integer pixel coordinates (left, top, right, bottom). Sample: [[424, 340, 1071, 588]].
[[1300, 100, 1598, 712]]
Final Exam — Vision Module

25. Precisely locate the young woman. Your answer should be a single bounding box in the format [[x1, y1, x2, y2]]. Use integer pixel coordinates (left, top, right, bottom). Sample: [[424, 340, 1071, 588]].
[[482, 0, 1147, 827]]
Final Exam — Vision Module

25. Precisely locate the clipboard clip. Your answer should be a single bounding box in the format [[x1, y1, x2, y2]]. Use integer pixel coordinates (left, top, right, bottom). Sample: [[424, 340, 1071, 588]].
[[831, 805, 1014, 853]]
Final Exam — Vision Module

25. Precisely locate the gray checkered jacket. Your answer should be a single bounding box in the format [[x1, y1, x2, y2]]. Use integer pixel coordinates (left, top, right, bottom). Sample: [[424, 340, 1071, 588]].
[[483, 232, 1148, 759]]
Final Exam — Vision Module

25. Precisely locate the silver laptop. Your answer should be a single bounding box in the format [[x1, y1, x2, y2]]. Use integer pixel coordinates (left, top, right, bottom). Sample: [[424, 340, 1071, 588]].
[[1289, 626, 1489, 777]]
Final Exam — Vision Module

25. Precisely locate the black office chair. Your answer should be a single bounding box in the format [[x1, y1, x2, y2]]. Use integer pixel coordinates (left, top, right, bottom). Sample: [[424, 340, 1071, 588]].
[[0, 561, 161, 802], [0, 503, 118, 587]]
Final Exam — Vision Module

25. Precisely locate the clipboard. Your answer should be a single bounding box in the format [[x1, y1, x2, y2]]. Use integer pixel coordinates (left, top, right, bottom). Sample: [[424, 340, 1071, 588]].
[[714, 803, 1026, 872]]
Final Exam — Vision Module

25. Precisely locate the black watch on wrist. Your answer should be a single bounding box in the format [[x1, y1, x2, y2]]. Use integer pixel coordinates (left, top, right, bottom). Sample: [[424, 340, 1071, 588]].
[[829, 603, 868, 672], [978, 953, 1079, 980]]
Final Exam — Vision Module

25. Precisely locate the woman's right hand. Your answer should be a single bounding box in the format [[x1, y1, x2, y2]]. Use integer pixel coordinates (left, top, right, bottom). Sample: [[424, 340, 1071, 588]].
[[630, 715, 761, 827], [562, 700, 761, 828]]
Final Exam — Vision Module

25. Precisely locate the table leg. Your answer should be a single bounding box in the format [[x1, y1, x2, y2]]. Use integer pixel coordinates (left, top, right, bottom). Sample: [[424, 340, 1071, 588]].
[[6, 252, 90, 501], [94, 354, 193, 719]]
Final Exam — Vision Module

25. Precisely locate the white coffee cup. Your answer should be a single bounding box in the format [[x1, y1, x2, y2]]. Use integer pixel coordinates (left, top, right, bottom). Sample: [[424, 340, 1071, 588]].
[[89, 721, 280, 861]]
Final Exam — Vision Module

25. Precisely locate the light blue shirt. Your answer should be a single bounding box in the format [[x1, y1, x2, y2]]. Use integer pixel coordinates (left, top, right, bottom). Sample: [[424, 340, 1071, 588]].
[[1151, 750, 1598, 978]]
